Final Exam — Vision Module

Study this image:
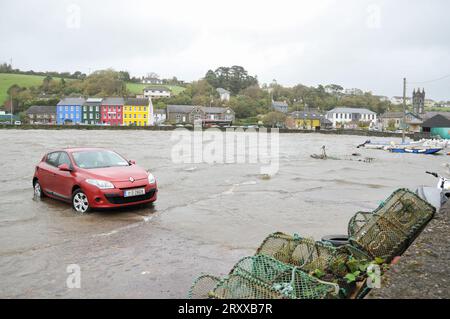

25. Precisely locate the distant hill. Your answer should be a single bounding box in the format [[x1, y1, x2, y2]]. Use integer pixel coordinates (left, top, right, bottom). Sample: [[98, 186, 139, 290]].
[[0, 73, 55, 105], [0, 73, 186, 106]]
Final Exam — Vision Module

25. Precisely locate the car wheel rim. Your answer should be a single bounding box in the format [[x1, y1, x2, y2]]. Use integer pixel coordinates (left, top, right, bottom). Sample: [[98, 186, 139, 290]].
[[34, 183, 41, 197], [73, 193, 89, 213]]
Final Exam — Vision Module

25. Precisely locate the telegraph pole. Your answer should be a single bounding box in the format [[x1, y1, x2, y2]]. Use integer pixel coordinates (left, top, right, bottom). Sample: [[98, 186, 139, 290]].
[[10, 58, 13, 125], [402, 77, 406, 143]]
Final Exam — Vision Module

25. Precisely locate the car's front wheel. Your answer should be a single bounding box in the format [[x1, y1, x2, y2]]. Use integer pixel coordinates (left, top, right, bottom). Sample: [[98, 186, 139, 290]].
[[33, 180, 45, 199], [72, 189, 90, 214]]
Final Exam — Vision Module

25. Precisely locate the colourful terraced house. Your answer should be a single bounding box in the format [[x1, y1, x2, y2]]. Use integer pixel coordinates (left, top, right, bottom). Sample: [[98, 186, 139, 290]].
[[57, 98, 85, 125], [123, 98, 151, 126], [82, 98, 102, 125], [100, 97, 124, 126]]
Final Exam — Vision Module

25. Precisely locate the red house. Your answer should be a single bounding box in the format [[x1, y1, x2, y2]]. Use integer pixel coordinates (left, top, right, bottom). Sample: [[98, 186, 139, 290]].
[[100, 97, 124, 126]]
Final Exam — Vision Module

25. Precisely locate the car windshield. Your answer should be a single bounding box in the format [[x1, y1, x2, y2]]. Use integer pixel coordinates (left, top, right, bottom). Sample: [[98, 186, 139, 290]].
[[72, 150, 130, 169]]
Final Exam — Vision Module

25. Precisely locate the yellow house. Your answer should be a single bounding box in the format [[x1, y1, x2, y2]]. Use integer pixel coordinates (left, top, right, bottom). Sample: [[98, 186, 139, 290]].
[[289, 111, 323, 130], [123, 98, 150, 126]]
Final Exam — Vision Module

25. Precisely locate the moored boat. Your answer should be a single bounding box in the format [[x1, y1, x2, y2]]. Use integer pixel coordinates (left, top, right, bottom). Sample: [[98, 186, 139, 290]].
[[389, 148, 442, 155]]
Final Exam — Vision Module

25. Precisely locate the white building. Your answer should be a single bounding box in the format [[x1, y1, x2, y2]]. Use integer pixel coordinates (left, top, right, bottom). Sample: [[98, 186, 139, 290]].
[[216, 88, 230, 102], [391, 96, 412, 105], [325, 107, 377, 128], [143, 86, 171, 99], [153, 109, 167, 125]]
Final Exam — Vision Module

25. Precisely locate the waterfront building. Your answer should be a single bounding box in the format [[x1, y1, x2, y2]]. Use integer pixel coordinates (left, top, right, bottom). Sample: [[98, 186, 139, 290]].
[[288, 110, 325, 130], [82, 98, 102, 125], [123, 98, 150, 126], [325, 107, 377, 128], [100, 97, 124, 126], [379, 111, 423, 133], [422, 114, 450, 139], [166, 105, 235, 125], [56, 98, 85, 125], [26, 105, 56, 125]]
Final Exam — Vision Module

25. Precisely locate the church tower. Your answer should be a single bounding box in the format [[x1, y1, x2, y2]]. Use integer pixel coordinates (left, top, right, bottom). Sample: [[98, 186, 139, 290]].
[[412, 88, 425, 115]]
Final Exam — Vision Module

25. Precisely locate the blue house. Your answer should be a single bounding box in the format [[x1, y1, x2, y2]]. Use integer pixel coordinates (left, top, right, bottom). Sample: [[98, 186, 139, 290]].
[[272, 100, 288, 113], [57, 98, 85, 124]]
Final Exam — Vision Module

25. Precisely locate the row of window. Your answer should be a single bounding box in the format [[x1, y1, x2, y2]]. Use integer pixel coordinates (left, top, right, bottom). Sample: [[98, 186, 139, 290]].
[[331, 113, 376, 120], [124, 114, 147, 119], [60, 114, 80, 119], [83, 106, 100, 112], [83, 113, 100, 120], [124, 121, 145, 126], [58, 106, 81, 112], [123, 106, 148, 112]]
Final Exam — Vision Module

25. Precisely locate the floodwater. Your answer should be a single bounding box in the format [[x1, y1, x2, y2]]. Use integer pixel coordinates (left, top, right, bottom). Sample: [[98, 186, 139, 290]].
[[0, 129, 447, 298]]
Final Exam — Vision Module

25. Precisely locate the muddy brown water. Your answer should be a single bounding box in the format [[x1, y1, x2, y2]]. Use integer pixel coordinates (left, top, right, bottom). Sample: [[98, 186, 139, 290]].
[[0, 129, 447, 298]]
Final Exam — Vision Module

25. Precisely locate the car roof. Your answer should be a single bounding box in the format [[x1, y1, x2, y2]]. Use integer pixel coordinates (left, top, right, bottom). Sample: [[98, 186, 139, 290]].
[[50, 147, 109, 153]]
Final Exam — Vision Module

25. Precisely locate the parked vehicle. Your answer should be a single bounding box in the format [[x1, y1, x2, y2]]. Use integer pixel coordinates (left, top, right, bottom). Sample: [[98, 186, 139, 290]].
[[33, 148, 158, 213], [14, 120, 22, 125], [416, 171, 450, 210]]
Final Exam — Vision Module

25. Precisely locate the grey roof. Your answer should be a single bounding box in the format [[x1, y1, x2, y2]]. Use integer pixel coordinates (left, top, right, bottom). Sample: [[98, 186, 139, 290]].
[[290, 111, 324, 120], [327, 107, 376, 114], [154, 109, 166, 115], [380, 112, 404, 119], [203, 106, 234, 114], [125, 98, 149, 106], [422, 114, 450, 128], [26, 105, 56, 114], [57, 98, 85, 106], [217, 88, 230, 94], [422, 112, 450, 120], [144, 86, 170, 92], [101, 97, 125, 106], [167, 105, 195, 114]]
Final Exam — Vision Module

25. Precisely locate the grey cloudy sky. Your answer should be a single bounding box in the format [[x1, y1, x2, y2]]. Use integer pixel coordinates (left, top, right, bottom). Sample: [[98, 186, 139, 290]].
[[1, 0, 449, 100]]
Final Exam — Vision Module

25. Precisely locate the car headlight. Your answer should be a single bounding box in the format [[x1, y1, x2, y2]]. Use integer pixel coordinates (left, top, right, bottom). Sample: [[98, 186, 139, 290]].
[[86, 179, 115, 189], [147, 172, 156, 184]]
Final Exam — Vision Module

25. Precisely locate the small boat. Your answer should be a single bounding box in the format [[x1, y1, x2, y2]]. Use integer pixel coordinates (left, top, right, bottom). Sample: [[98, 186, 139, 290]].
[[357, 140, 419, 150], [389, 148, 442, 155]]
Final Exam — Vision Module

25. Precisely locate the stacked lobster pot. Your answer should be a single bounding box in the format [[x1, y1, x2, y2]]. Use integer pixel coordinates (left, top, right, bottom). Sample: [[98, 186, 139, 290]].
[[188, 189, 436, 299]]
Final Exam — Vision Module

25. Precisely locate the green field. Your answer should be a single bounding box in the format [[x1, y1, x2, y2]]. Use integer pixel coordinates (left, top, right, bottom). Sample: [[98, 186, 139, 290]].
[[126, 82, 185, 95], [0, 73, 51, 105]]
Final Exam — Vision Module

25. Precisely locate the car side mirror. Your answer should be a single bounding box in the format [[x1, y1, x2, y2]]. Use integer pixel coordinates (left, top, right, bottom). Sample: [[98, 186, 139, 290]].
[[58, 163, 72, 172], [129, 160, 136, 165]]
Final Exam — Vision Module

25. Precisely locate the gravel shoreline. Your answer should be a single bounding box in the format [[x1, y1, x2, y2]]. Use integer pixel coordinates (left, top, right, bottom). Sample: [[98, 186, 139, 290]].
[[368, 201, 450, 299]]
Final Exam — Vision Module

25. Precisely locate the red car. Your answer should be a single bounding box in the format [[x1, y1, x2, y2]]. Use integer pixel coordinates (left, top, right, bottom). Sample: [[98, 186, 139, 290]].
[[32, 148, 158, 213]]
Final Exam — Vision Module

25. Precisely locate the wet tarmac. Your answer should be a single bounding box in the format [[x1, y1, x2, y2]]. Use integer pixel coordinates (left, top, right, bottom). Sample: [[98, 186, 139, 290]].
[[0, 129, 447, 298]]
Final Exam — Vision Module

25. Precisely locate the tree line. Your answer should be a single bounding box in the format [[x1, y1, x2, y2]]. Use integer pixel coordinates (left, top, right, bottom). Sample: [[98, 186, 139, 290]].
[[3, 65, 393, 122]]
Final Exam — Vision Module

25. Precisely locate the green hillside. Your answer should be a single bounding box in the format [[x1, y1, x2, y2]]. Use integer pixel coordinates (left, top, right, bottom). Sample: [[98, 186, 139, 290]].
[[0, 73, 49, 105], [0, 73, 186, 106]]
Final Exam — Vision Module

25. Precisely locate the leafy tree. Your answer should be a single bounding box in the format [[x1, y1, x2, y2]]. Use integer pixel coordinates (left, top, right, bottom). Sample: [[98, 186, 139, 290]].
[[263, 112, 287, 128], [204, 65, 258, 95]]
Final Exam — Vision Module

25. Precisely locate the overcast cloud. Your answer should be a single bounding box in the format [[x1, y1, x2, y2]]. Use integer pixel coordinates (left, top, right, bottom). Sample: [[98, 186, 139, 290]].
[[0, 0, 449, 100]]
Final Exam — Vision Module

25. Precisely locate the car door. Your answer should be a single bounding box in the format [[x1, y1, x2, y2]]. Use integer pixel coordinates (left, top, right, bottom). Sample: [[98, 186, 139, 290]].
[[39, 152, 61, 194], [52, 151, 74, 200]]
